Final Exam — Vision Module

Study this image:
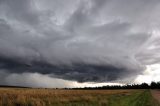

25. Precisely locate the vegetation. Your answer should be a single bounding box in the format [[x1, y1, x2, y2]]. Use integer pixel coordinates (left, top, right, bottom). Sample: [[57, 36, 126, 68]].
[[108, 90, 159, 106], [0, 88, 159, 106], [73, 81, 160, 90]]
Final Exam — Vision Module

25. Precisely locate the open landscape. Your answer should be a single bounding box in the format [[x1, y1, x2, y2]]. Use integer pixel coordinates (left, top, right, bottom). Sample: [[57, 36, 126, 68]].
[[1, 0, 160, 106], [0, 88, 159, 106]]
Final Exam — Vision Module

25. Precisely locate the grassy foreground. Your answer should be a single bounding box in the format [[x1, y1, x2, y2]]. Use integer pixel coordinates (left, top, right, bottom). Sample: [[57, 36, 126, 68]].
[[0, 88, 159, 106], [108, 90, 159, 106]]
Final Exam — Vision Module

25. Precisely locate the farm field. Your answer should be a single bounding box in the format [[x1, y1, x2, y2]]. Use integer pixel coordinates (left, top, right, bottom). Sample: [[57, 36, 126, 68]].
[[0, 88, 159, 106], [151, 90, 160, 104]]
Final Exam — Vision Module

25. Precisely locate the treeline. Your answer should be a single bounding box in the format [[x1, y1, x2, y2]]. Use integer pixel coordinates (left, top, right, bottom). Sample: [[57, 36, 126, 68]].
[[71, 81, 160, 90], [0, 85, 30, 88]]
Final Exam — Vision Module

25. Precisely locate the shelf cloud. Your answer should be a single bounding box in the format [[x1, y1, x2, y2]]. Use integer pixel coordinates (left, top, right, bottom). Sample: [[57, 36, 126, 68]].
[[0, 0, 160, 87]]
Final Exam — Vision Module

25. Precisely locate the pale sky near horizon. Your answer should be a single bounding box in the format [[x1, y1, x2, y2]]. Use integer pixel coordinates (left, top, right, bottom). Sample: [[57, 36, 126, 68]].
[[0, 0, 160, 88]]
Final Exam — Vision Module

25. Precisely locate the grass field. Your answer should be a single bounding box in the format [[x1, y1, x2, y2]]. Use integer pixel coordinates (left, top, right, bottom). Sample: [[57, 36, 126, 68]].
[[0, 88, 159, 106]]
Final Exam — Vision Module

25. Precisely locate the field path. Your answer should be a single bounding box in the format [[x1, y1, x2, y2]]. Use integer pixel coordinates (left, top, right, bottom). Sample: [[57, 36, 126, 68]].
[[151, 90, 160, 103]]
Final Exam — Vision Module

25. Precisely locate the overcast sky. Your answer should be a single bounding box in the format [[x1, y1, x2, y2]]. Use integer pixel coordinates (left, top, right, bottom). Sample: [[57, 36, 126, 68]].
[[0, 0, 160, 88]]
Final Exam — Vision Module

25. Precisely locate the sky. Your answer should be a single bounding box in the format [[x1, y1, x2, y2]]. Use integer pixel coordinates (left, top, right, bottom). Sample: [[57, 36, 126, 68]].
[[0, 0, 160, 88]]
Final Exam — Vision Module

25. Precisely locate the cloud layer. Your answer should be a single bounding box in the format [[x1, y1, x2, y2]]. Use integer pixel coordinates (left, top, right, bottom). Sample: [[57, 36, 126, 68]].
[[0, 0, 160, 87]]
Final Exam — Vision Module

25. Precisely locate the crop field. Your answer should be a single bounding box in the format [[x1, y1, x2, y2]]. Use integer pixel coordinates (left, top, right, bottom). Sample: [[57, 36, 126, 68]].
[[0, 88, 159, 106]]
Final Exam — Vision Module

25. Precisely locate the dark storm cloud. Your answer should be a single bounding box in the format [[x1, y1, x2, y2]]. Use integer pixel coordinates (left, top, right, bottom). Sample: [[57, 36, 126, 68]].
[[0, 55, 136, 82], [0, 0, 160, 85]]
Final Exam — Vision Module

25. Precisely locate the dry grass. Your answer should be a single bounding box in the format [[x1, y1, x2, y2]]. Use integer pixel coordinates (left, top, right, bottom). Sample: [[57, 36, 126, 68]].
[[0, 88, 135, 106]]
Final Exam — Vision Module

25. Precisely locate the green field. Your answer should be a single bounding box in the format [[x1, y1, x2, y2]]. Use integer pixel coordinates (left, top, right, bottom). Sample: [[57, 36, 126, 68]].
[[0, 88, 159, 106]]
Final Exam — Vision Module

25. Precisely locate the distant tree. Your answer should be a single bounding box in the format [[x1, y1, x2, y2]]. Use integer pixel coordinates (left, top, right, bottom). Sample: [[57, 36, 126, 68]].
[[141, 83, 149, 89], [151, 81, 157, 89], [157, 82, 160, 88]]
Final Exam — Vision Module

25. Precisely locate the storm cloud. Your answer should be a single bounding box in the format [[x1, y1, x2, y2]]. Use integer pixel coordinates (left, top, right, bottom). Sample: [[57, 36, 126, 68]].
[[0, 0, 160, 87]]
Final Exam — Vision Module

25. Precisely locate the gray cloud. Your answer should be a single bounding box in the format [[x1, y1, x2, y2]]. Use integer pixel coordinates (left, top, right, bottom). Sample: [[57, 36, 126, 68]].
[[0, 0, 160, 87]]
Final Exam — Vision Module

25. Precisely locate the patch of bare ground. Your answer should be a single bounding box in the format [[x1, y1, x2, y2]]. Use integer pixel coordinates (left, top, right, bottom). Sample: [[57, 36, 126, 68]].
[[151, 90, 160, 103]]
